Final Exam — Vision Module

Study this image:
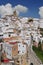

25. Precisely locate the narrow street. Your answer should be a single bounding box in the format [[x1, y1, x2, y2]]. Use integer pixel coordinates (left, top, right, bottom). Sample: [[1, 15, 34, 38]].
[[28, 44, 42, 65]]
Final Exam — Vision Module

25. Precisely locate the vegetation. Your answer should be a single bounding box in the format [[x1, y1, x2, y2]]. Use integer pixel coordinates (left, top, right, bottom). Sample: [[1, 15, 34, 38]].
[[40, 28, 43, 31], [32, 46, 43, 63], [40, 28, 43, 36], [38, 41, 42, 51], [28, 18, 33, 22], [40, 33, 43, 36], [26, 18, 33, 24]]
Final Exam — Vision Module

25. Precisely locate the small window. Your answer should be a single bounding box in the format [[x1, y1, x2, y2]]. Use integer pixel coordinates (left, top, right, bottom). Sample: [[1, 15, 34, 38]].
[[0, 35, 3, 36], [10, 54, 11, 56], [23, 46, 24, 47], [14, 48, 16, 50], [19, 45, 20, 47], [18, 51, 20, 53], [6, 25, 8, 26], [30, 63, 33, 65], [9, 34, 11, 37], [17, 61, 19, 63]]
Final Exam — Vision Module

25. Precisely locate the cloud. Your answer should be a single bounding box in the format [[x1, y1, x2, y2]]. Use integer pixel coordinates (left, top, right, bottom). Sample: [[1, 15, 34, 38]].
[[0, 3, 13, 17], [14, 5, 28, 13], [39, 6, 43, 18], [0, 3, 28, 17]]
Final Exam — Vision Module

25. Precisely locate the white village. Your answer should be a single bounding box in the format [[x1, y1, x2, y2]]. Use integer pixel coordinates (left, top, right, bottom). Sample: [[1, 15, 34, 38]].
[[0, 10, 43, 65]]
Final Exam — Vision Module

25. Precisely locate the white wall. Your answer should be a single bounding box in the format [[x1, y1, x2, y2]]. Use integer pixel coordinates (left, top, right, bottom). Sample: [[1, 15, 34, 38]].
[[40, 19, 43, 28], [24, 39, 31, 46], [20, 17, 28, 24], [33, 21, 39, 29], [33, 34, 39, 43], [3, 33, 9, 38], [3, 43, 12, 59], [18, 43, 26, 55]]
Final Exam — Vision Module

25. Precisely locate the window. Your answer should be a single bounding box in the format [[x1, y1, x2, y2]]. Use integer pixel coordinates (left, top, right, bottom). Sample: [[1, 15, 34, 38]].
[[5, 25, 8, 26], [30, 63, 33, 65], [9, 32, 14, 34], [7, 52, 11, 56], [23, 46, 24, 47], [18, 51, 20, 53], [10, 54, 11, 56], [17, 61, 19, 63], [19, 45, 20, 47], [0, 35, 3, 36], [9, 34, 11, 37], [14, 48, 16, 50]]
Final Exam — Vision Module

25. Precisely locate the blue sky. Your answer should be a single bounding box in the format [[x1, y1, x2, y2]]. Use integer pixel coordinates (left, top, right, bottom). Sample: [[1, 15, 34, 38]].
[[0, 0, 43, 18]]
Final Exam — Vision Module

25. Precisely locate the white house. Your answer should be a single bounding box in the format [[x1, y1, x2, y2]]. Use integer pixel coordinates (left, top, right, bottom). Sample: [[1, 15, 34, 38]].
[[33, 18, 39, 29], [40, 19, 43, 28], [3, 42, 27, 59]]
